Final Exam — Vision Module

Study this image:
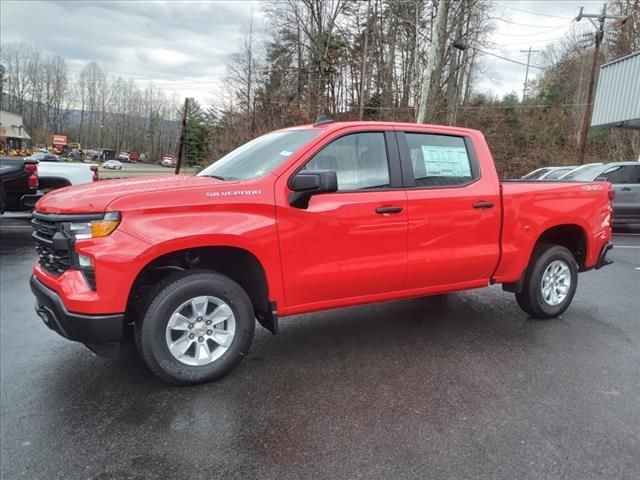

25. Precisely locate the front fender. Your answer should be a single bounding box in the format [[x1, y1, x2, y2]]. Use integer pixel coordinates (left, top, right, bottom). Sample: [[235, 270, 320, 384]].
[[120, 206, 283, 309]]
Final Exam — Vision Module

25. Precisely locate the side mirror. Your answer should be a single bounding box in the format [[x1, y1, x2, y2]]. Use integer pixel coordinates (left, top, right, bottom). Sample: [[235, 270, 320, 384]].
[[288, 170, 338, 209]]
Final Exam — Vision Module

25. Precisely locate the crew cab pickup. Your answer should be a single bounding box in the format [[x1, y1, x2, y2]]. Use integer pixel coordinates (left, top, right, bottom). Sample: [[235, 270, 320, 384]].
[[30, 121, 614, 384], [24, 153, 99, 192]]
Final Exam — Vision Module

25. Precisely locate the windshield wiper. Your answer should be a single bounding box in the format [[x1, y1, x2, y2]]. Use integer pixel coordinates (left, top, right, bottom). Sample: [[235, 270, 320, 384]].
[[206, 175, 227, 181]]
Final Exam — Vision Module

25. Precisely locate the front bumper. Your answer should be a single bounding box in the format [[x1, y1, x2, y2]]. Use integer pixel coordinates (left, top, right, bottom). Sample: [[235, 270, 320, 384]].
[[30, 275, 124, 344]]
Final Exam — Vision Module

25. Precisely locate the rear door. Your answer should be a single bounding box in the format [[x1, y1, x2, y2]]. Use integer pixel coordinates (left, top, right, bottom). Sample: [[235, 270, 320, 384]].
[[275, 128, 408, 310], [396, 129, 501, 290]]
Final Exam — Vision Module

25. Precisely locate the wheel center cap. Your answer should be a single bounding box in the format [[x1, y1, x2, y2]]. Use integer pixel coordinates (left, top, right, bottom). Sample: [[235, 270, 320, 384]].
[[193, 322, 207, 336]]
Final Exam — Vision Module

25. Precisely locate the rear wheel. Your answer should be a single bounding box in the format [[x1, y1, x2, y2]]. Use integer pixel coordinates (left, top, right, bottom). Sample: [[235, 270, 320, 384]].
[[515, 244, 578, 319], [136, 271, 255, 385]]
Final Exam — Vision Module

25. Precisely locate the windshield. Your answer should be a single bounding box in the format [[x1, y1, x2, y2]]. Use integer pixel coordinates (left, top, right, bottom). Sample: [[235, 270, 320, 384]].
[[562, 164, 604, 181], [198, 129, 320, 180]]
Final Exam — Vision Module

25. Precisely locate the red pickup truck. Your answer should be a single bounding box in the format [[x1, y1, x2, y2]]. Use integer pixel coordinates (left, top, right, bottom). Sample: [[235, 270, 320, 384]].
[[30, 121, 613, 384]]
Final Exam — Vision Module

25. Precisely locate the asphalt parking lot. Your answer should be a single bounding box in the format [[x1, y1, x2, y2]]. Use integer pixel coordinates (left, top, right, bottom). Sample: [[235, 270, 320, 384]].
[[1, 217, 639, 480]]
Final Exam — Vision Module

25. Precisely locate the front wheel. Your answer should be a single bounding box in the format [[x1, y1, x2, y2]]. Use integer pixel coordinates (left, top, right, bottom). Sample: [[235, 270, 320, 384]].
[[136, 271, 255, 385], [515, 244, 578, 319]]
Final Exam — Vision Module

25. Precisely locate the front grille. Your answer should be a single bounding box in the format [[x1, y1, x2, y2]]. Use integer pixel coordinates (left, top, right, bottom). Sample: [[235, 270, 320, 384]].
[[31, 216, 58, 243], [34, 243, 71, 275], [32, 214, 70, 276]]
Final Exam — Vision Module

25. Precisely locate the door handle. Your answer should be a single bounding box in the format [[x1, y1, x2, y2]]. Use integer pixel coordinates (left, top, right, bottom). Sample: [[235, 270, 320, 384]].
[[376, 206, 403, 214], [472, 201, 494, 209], [621, 187, 631, 191]]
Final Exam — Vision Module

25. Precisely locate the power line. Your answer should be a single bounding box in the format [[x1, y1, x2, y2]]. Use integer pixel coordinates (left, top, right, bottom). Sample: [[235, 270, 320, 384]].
[[473, 47, 546, 70], [494, 18, 571, 29], [496, 3, 576, 20], [492, 21, 574, 37], [250, 98, 592, 110]]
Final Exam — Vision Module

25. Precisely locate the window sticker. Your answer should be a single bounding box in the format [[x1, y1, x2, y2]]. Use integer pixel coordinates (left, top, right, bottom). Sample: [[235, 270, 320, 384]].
[[420, 145, 471, 177]]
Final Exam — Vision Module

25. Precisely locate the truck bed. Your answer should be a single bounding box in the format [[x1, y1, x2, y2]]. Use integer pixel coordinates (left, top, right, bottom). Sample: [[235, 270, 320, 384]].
[[494, 180, 612, 283]]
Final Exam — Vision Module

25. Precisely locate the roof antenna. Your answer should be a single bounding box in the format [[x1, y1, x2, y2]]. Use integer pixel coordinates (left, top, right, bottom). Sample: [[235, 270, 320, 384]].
[[313, 114, 334, 126]]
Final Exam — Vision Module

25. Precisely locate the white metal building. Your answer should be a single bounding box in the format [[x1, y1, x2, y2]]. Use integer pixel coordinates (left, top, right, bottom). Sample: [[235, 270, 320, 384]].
[[591, 51, 640, 130]]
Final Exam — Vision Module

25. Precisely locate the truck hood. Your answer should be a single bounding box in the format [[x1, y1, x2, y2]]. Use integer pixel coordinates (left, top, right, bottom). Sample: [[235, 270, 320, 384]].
[[36, 175, 224, 213]]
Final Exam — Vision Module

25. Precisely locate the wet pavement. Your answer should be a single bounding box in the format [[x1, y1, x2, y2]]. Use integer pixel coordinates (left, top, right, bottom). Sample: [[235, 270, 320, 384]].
[[1, 215, 639, 479]]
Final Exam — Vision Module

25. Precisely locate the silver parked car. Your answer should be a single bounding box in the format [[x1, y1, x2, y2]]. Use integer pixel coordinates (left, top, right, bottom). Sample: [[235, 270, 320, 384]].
[[561, 162, 640, 231], [522, 166, 577, 180]]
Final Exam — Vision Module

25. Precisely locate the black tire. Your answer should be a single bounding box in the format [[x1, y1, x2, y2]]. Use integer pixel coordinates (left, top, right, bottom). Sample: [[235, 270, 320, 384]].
[[136, 270, 255, 385], [515, 244, 578, 319]]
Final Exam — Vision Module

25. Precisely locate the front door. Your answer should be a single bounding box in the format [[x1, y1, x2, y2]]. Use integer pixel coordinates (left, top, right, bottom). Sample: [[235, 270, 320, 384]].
[[275, 129, 408, 311]]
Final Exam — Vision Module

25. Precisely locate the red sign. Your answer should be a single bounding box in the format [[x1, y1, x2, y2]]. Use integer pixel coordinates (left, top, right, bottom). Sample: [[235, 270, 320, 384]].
[[52, 135, 67, 146]]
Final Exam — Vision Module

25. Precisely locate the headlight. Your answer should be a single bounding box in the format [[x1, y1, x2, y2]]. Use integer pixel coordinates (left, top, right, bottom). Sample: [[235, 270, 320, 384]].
[[64, 212, 121, 240]]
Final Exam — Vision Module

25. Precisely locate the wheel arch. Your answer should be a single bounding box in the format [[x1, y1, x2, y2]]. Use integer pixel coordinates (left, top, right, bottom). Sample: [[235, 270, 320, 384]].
[[126, 245, 271, 322], [502, 223, 587, 293], [533, 223, 587, 268]]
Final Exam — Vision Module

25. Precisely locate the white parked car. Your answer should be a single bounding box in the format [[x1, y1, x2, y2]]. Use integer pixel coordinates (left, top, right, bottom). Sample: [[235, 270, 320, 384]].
[[161, 155, 177, 167], [117, 152, 130, 162], [103, 160, 123, 170]]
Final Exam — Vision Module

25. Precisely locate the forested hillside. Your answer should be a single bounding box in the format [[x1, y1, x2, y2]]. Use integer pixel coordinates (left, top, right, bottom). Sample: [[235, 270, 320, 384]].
[[2, 0, 638, 174]]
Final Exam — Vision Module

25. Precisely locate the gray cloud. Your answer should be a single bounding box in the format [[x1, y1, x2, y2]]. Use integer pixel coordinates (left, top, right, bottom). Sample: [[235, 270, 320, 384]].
[[1, 0, 260, 104], [2, 0, 590, 104]]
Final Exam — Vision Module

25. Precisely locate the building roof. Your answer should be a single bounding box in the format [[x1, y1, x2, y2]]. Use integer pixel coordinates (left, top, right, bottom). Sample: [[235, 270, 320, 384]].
[[591, 51, 640, 129], [0, 110, 32, 140]]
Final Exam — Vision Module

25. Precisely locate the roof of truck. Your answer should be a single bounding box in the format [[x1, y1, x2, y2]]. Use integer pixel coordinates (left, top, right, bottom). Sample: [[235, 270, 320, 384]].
[[283, 120, 482, 137]]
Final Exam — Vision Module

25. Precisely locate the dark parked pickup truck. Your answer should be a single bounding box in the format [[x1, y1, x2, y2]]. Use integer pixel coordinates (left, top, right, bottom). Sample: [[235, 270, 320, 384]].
[[0, 157, 40, 213]]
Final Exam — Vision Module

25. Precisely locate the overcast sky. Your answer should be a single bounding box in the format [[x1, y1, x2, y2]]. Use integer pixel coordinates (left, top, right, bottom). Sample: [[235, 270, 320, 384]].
[[1, 0, 606, 106]]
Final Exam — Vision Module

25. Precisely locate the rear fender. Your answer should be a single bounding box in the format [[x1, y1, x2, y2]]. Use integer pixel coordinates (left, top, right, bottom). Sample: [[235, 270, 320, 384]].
[[495, 218, 593, 285]]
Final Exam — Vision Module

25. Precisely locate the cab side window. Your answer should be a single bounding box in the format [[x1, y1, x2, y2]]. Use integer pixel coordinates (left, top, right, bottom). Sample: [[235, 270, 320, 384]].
[[303, 132, 390, 191], [405, 133, 476, 187]]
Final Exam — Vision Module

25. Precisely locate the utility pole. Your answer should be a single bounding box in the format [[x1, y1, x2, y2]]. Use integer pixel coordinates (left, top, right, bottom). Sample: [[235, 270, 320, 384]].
[[417, 0, 449, 124], [175, 97, 189, 175], [575, 4, 628, 164], [520, 46, 540, 101], [358, 0, 372, 121]]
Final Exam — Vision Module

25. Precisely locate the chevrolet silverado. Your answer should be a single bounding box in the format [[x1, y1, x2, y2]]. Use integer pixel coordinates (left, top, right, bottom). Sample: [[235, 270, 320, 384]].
[[30, 121, 614, 384]]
